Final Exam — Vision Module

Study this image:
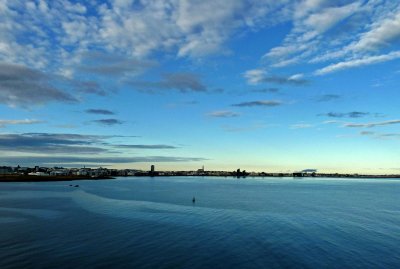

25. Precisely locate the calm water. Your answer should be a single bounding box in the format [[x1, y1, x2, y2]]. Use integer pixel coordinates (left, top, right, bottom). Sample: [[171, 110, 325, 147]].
[[0, 176, 399, 268]]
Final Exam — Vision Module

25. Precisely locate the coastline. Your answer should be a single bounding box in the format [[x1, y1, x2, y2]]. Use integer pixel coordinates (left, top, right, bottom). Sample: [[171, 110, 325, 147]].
[[0, 175, 114, 182], [1, 173, 399, 182]]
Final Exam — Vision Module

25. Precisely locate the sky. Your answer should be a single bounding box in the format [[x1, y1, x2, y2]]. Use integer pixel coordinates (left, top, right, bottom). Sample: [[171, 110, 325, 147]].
[[1, 0, 400, 174]]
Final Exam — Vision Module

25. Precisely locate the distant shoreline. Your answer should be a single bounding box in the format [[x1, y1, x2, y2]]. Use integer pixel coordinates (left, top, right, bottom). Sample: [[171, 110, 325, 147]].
[[1, 173, 400, 182], [0, 175, 114, 182]]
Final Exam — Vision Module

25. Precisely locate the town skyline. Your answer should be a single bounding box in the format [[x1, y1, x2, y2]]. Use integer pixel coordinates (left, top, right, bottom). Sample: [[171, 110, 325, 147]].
[[1, 1, 400, 174], [2, 164, 399, 179]]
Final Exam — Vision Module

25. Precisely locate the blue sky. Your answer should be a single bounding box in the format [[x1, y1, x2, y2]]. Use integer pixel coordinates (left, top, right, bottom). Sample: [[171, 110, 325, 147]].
[[1, 0, 400, 173]]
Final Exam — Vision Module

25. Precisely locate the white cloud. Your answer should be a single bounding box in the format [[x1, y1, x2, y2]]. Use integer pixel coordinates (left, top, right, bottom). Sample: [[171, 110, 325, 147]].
[[0, 119, 44, 128], [348, 9, 400, 52], [264, 1, 361, 65], [2, 0, 400, 80], [288, 73, 304, 80], [0, 0, 290, 77], [260, 1, 400, 75], [290, 123, 313, 129], [315, 50, 400, 75], [344, 119, 400, 128], [207, 111, 240, 118], [0, 62, 78, 108], [322, 120, 341, 125], [243, 69, 267, 84], [304, 2, 361, 34], [293, 0, 327, 19]]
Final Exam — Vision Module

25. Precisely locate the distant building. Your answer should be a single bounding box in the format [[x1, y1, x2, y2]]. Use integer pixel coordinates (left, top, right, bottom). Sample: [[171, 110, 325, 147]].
[[28, 172, 48, 176], [196, 166, 205, 176], [0, 166, 13, 175], [50, 170, 68, 176], [197, 165, 204, 173], [151, 165, 155, 172], [236, 168, 241, 178]]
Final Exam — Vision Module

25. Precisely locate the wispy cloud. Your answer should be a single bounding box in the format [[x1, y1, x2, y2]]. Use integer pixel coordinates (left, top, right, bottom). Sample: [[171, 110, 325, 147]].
[[85, 109, 115, 115], [0, 133, 110, 154], [0, 156, 208, 166], [115, 144, 177, 149], [360, 131, 400, 140], [0, 63, 77, 108], [264, 1, 362, 66], [166, 100, 198, 108], [3, 1, 400, 79], [92, 119, 124, 126], [244, 69, 267, 85], [207, 111, 240, 118], [318, 112, 370, 118], [251, 88, 280, 93], [244, 69, 308, 85], [54, 124, 78, 129], [315, 94, 341, 102], [290, 123, 313, 129], [129, 72, 207, 93], [322, 120, 342, 125], [259, 1, 400, 75], [376, 133, 400, 139], [222, 123, 267, 132], [344, 119, 400, 128], [73, 81, 109, 96], [0, 0, 288, 74], [232, 100, 282, 107], [79, 52, 157, 77], [346, 9, 400, 53], [263, 74, 309, 85], [0, 133, 181, 157], [0, 119, 44, 128], [315, 51, 400, 75], [360, 131, 374, 136]]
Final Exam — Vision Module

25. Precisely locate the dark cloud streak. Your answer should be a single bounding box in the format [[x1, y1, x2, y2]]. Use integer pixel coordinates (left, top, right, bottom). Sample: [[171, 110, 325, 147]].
[[115, 144, 178, 149], [74, 81, 109, 96], [0, 133, 110, 154], [129, 72, 207, 93], [92, 119, 123, 126], [0, 156, 208, 166], [207, 111, 240, 118], [252, 88, 280, 93], [86, 109, 115, 115], [232, 100, 282, 107], [345, 119, 400, 128], [0, 63, 78, 107], [79, 52, 157, 77], [319, 112, 370, 118]]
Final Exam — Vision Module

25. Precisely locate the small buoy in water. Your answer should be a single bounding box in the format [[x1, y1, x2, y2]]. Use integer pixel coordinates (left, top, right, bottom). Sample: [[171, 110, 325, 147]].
[[192, 197, 196, 203], [74, 185, 79, 187]]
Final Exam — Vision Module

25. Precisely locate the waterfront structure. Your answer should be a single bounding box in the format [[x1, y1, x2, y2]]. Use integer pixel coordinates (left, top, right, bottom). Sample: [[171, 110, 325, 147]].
[[1, 164, 399, 179], [0, 166, 13, 175]]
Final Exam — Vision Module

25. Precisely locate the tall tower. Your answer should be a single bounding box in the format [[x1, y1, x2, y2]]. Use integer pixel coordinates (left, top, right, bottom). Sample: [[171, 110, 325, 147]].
[[151, 165, 155, 172]]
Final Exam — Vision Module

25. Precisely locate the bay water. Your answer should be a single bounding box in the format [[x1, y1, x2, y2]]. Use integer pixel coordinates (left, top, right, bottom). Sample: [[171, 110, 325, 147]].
[[0, 176, 399, 268]]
